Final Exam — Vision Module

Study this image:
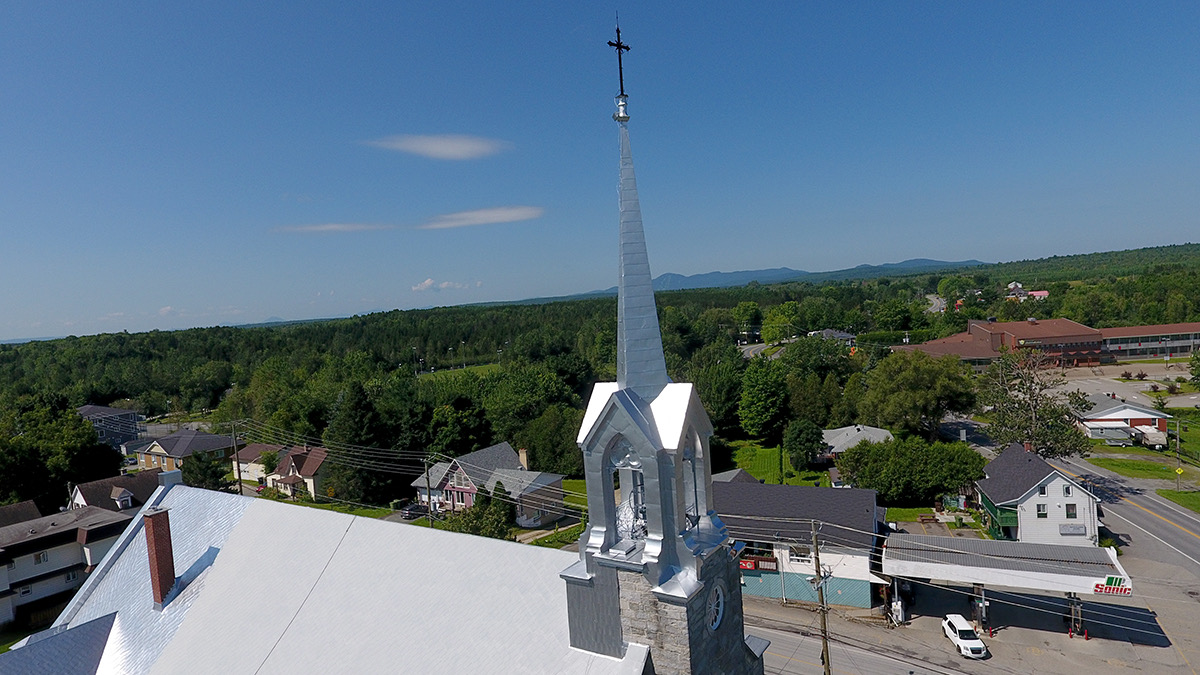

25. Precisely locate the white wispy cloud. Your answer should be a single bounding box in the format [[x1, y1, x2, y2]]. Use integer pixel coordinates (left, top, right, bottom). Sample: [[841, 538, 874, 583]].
[[366, 134, 512, 160], [273, 223, 392, 234], [419, 205, 543, 230], [412, 278, 471, 292]]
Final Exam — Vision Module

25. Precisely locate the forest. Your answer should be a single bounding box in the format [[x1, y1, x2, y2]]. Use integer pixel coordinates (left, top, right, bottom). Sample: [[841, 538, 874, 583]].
[[2, 242, 1199, 509]]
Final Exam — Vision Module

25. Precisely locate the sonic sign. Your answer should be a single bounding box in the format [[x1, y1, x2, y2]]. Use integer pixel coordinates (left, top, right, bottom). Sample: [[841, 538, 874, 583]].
[[1094, 576, 1132, 596]]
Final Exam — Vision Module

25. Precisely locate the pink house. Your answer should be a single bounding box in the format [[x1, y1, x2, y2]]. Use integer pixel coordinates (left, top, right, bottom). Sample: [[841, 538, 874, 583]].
[[411, 442, 565, 528]]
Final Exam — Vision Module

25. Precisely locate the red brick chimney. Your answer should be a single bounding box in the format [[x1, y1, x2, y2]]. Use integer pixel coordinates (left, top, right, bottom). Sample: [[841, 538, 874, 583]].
[[1023, 442, 1033, 452], [144, 507, 176, 609]]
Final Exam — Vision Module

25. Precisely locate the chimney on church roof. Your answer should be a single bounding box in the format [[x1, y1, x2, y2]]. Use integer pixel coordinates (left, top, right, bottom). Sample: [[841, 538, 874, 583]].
[[144, 507, 176, 610]]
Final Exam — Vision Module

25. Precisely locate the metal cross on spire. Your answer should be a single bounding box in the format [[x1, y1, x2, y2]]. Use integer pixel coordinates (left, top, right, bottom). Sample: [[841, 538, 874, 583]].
[[608, 24, 630, 97]]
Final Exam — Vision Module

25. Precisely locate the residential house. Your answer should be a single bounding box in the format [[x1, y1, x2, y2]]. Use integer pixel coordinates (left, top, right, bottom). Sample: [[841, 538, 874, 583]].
[[231, 443, 280, 484], [268, 446, 328, 499], [807, 328, 856, 347], [411, 442, 565, 528], [820, 424, 893, 461], [76, 405, 143, 449], [0, 506, 130, 628], [712, 478, 883, 608], [976, 444, 1101, 547], [69, 469, 163, 513], [135, 429, 240, 472], [1077, 392, 1171, 446]]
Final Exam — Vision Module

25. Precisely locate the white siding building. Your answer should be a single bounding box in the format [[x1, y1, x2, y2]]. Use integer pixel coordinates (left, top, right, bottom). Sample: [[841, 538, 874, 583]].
[[977, 444, 1101, 547]]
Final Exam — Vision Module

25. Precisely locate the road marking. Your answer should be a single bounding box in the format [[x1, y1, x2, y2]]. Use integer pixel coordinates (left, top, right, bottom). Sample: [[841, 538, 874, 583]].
[[1051, 462, 1200, 542]]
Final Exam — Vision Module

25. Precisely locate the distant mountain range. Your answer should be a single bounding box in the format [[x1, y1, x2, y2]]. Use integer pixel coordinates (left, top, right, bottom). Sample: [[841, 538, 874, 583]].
[[596, 258, 987, 294]]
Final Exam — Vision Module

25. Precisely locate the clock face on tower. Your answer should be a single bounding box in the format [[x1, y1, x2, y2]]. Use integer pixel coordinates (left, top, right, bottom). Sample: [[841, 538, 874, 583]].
[[706, 583, 726, 631]]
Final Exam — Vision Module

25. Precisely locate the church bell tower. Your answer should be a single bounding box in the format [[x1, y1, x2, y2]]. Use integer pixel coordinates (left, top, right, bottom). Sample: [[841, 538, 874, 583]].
[[560, 25, 768, 675]]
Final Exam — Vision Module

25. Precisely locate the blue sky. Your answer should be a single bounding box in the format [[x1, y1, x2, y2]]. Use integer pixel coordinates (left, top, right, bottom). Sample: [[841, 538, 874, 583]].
[[2, 3, 1197, 340]]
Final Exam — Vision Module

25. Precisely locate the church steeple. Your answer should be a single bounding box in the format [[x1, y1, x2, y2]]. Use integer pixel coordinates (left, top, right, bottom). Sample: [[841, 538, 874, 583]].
[[610, 27, 670, 401], [559, 27, 768, 674]]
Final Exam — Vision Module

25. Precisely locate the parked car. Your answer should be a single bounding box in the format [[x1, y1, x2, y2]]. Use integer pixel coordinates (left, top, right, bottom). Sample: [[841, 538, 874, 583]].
[[941, 614, 987, 659], [398, 503, 428, 519]]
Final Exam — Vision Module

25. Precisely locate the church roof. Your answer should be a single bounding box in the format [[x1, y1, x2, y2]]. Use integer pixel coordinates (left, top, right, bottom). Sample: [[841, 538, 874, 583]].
[[17, 483, 647, 674]]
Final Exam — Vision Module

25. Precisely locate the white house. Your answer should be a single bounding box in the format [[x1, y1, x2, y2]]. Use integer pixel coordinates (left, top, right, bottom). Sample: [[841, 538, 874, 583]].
[[977, 444, 1101, 546], [0, 505, 130, 628]]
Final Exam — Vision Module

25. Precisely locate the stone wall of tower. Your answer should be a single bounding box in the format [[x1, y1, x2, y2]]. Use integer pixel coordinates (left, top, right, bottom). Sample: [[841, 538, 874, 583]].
[[616, 548, 764, 675]]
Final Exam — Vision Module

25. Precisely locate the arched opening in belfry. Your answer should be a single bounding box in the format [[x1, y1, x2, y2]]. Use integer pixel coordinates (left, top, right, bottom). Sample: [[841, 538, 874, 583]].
[[681, 428, 703, 529], [608, 437, 647, 549]]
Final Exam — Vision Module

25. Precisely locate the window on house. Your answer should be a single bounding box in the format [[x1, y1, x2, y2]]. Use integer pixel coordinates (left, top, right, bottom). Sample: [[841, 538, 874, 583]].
[[742, 541, 774, 558], [18, 585, 31, 597], [5, 561, 13, 571], [152, 455, 159, 466], [1066, 504, 1077, 519], [788, 545, 812, 563], [1036, 504, 1048, 519], [1063, 485, 1072, 497], [1037, 485, 1046, 496], [65, 570, 78, 583], [34, 551, 48, 565], [452, 471, 470, 488], [455, 491, 465, 505]]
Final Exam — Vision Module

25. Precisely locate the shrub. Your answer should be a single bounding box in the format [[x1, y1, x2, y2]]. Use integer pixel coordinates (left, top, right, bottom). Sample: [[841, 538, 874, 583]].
[[1177, 376, 1188, 384], [1150, 383, 1160, 392], [1136, 371, 1148, 380], [1167, 384, 1180, 395], [1121, 371, 1133, 379]]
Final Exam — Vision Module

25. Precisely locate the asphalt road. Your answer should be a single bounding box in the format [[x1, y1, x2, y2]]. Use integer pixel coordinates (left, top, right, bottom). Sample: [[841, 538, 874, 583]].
[[752, 624, 961, 675], [1050, 455, 1200, 574]]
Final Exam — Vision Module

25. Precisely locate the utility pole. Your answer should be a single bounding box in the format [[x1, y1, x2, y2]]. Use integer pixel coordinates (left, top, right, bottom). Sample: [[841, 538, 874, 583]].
[[811, 520, 831, 675], [1177, 419, 1183, 492], [232, 420, 242, 493], [424, 456, 434, 528]]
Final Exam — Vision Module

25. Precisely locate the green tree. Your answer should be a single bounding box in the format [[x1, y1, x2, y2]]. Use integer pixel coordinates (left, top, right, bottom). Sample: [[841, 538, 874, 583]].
[[977, 350, 1092, 459], [786, 371, 827, 428], [829, 372, 865, 427], [258, 449, 279, 475], [835, 437, 986, 504], [181, 451, 234, 492], [860, 351, 975, 440], [514, 404, 584, 476], [738, 358, 789, 445], [1190, 351, 1200, 385], [783, 419, 825, 472], [761, 301, 801, 344], [732, 301, 763, 337], [441, 483, 514, 540]]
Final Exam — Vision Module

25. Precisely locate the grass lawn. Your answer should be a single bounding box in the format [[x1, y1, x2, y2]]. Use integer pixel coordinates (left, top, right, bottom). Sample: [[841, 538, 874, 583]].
[[884, 507, 933, 522], [1086, 443, 1166, 458], [259, 494, 392, 519], [420, 363, 502, 380], [731, 439, 830, 487], [562, 479, 588, 510], [0, 626, 33, 654], [1156, 489, 1200, 515], [1087, 457, 1178, 480], [531, 522, 586, 548]]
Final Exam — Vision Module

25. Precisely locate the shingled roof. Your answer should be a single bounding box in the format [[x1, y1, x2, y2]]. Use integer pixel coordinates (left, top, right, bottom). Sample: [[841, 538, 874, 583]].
[[975, 444, 1056, 505], [73, 469, 163, 512], [0, 500, 42, 528], [147, 429, 236, 458], [712, 482, 878, 550]]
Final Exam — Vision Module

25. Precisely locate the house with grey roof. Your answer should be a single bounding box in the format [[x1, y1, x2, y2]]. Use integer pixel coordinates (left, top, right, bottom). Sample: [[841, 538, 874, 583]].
[[0, 505, 130, 628], [134, 428, 240, 473], [411, 442, 565, 528], [76, 405, 143, 449], [712, 481, 884, 608], [976, 444, 1100, 546], [1076, 392, 1171, 446], [820, 424, 894, 461], [0, 501, 42, 528], [69, 469, 163, 513]]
